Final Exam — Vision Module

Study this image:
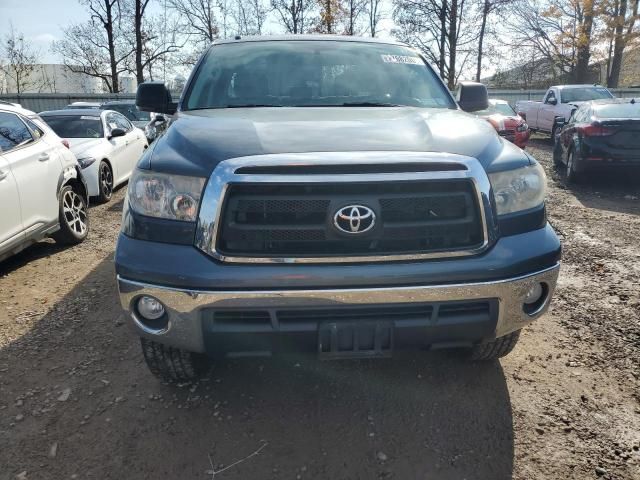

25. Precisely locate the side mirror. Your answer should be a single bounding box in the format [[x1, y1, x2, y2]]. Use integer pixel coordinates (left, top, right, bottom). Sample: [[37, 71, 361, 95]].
[[109, 127, 126, 139], [137, 82, 176, 114], [153, 114, 166, 123], [456, 81, 489, 112], [555, 116, 566, 126], [547, 97, 557, 105]]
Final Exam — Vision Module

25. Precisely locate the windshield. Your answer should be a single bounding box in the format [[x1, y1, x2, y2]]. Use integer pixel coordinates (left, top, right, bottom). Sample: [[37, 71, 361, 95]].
[[561, 87, 613, 103], [103, 103, 150, 121], [475, 102, 516, 116], [595, 102, 640, 119], [183, 41, 455, 110], [42, 115, 104, 138]]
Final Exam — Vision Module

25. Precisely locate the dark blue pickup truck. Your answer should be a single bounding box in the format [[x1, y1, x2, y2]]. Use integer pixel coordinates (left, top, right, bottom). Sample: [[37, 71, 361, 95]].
[[115, 35, 561, 382]]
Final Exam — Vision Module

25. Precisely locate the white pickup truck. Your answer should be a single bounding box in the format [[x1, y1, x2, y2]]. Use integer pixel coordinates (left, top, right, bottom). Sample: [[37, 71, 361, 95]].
[[516, 85, 614, 142]]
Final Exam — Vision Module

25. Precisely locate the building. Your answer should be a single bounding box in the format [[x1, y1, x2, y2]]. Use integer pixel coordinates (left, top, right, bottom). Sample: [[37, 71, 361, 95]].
[[0, 63, 137, 94]]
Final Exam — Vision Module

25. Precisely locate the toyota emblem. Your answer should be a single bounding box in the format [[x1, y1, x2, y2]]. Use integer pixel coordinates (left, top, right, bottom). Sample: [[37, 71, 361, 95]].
[[333, 205, 376, 234]]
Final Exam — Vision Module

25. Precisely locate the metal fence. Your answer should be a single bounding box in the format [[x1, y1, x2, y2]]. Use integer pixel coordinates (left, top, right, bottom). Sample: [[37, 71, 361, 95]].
[[2, 88, 639, 113]]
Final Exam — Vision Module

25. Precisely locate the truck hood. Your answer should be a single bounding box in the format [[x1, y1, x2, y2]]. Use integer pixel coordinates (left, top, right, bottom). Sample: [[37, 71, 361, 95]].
[[142, 107, 531, 177]]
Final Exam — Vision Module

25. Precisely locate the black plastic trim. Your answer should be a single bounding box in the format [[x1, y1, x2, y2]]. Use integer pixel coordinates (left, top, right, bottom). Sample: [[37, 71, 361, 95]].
[[498, 204, 546, 237], [121, 202, 196, 245]]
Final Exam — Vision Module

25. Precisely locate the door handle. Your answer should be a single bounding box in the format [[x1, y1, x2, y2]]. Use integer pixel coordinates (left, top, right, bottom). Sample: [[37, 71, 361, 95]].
[[0, 170, 8, 181], [38, 153, 50, 162]]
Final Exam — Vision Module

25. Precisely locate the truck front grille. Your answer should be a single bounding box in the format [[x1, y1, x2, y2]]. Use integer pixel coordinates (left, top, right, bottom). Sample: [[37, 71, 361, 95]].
[[216, 180, 484, 258]]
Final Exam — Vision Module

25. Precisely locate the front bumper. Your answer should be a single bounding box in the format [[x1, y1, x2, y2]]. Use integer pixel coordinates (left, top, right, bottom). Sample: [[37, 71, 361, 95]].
[[117, 263, 560, 355]]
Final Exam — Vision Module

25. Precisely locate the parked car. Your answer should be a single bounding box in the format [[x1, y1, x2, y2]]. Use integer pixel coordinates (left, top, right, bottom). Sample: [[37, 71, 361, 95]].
[[64, 102, 101, 110], [516, 85, 614, 143], [0, 104, 89, 262], [553, 98, 640, 182], [115, 35, 560, 382], [99, 100, 162, 143], [475, 99, 530, 148], [40, 109, 148, 203]]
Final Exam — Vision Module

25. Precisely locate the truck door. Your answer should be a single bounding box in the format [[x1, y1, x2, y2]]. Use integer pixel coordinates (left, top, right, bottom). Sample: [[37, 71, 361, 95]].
[[540, 89, 558, 132]]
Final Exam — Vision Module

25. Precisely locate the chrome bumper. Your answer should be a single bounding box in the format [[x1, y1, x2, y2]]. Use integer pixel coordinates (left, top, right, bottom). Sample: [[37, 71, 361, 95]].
[[117, 263, 560, 353]]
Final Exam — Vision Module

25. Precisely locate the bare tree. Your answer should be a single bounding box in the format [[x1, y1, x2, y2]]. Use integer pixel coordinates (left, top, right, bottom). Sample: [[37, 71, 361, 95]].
[[54, 0, 134, 92], [367, 0, 383, 36], [393, 0, 478, 88], [315, 0, 347, 33], [475, 0, 514, 81], [601, 0, 639, 86], [167, 0, 219, 44], [344, 0, 367, 34], [272, 0, 312, 33], [0, 24, 39, 94], [231, 0, 270, 35]]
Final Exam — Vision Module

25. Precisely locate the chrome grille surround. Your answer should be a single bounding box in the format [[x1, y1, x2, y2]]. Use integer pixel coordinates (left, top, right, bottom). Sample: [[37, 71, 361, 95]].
[[195, 152, 494, 264]]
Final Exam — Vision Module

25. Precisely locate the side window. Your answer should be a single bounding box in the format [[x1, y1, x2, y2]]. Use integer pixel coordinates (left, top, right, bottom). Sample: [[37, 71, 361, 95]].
[[23, 117, 44, 140], [105, 113, 119, 133], [113, 113, 132, 131], [0, 112, 34, 152], [544, 90, 556, 104]]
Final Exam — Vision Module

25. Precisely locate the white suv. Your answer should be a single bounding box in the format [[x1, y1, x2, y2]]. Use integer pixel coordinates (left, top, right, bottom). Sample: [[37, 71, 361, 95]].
[[0, 104, 89, 262]]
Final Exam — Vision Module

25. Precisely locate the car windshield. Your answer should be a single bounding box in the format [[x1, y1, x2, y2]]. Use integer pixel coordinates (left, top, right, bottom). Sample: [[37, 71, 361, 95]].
[[183, 41, 456, 110], [594, 102, 640, 119], [561, 87, 613, 103], [475, 102, 516, 116], [42, 115, 104, 138], [103, 103, 150, 121]]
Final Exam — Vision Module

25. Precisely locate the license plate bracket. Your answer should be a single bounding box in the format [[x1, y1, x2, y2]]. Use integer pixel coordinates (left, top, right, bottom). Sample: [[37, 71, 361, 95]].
[[318, 321, 393, 359]]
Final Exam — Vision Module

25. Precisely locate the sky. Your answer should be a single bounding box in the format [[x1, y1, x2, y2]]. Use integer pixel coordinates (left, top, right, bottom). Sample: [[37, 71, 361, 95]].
[[1, 0, 397, 65]]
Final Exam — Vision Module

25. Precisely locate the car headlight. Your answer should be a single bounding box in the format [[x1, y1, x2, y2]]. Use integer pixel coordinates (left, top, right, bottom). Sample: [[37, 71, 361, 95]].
[[516, 123, 528, 132], [77, 156, 96, 169], [489, 162, 546, 215], [128, 169, 206, 222]]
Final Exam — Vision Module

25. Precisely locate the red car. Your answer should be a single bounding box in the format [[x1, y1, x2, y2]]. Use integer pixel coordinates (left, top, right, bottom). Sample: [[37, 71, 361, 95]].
[[476, 99, 530, 148]]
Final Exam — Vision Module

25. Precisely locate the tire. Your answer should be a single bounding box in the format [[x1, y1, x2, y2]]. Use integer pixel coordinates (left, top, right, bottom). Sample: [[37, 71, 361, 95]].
[[566, 149, 582, 184], [52, 185, 89, 245], [97, 160, 113, 203], [552, 142, 563, 167], [140, 337, 211, 383], [551, 124, 558, 147], [469, 330, 521, 361]]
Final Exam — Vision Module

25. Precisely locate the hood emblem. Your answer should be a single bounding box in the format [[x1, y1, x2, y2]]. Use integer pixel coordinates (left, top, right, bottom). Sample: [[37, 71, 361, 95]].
[[333, 205, 376, 234]]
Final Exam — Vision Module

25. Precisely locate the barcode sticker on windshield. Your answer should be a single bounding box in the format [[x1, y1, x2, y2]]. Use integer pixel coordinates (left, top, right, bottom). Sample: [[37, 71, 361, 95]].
[[381, 55, 422, 65]]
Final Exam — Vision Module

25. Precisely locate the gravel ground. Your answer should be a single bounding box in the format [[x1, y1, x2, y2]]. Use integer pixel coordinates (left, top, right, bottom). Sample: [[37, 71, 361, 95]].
[[1, 137, 639, 480]]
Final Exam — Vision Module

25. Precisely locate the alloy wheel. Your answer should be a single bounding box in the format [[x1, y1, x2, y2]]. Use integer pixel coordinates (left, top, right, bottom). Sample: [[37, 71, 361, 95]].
[[100, 163, 113, 199], [62, 190, 88, 236]]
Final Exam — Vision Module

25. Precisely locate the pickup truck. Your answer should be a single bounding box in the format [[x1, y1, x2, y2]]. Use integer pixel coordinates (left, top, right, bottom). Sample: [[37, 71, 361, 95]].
[[115, 35, 561, 382], [516, 85, 614, 141]]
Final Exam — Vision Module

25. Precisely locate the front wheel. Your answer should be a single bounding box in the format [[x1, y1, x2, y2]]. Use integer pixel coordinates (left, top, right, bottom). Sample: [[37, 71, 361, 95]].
[[140, 338, 211, 383], [53, 185, 89, 245], [97, 161, 113, 203], [469, 330, 521, 361]]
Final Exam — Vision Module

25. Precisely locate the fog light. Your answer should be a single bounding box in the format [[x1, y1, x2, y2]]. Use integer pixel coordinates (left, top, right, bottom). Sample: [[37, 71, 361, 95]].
[[523, 283, 544, 305], [137, 296, 165, 320]]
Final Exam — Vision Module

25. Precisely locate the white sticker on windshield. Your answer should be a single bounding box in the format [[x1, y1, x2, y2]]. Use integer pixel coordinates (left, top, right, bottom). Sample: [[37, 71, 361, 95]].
[[381, 54, 422, 65], [80, 116, 100, 120]]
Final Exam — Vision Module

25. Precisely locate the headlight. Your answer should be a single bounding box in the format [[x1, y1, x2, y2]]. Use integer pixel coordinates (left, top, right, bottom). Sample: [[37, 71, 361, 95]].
[[77, 156, 96, 169], [128, 169, 206, 222], [516, 123, 528, 132], [489, 163, 546, 215]]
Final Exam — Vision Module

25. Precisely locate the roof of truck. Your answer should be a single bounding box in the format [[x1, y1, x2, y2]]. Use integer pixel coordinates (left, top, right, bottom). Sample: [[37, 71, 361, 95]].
[[552, 84, 608, 89], [214, 34, 407, 47]]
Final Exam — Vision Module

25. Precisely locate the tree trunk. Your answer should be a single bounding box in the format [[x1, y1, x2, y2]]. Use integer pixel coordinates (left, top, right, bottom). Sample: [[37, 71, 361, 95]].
[[135, 0, 144, 85], [448, 0, 458, 89], [476, 0, 489, 82], [574, 1, 594, 83], [104, 0, 119, 93], [438, 1, 447, 79]]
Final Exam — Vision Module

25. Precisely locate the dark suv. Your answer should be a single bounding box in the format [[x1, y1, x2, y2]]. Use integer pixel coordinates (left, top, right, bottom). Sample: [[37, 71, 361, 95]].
[[115, 36, 561, 382]]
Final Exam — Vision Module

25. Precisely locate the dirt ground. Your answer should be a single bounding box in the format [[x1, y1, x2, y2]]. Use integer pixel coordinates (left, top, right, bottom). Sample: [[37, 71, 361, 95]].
[[1, 137, 639, 480]]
